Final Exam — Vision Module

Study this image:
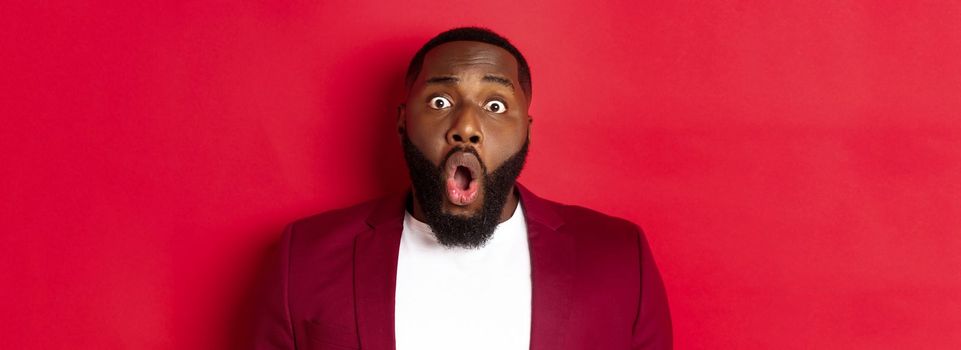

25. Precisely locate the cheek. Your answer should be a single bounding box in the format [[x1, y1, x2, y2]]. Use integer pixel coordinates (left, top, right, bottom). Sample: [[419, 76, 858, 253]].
[[484, 137, 527, 172], [406, 123, 448, 165]]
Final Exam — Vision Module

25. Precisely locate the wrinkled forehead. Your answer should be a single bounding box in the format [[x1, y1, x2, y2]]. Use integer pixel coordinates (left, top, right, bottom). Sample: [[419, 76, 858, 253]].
[[418, 41, 520, 81]]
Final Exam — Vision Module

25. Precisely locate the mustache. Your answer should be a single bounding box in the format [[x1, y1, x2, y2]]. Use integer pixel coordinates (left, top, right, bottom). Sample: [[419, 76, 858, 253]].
[[442, 145, 488, 175]]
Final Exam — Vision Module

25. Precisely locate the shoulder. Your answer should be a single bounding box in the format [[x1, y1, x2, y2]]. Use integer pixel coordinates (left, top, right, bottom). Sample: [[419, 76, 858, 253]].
[[518, 184, 646, 246], [533, 194, 642, 235], [282, 194, 398, 255], [288, 198, 380, 235], [555, 202, 640, 233], [530, 194, 651, 256]]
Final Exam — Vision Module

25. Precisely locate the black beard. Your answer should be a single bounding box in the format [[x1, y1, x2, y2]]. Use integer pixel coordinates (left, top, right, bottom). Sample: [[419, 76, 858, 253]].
[[401, 132, 529, 249]]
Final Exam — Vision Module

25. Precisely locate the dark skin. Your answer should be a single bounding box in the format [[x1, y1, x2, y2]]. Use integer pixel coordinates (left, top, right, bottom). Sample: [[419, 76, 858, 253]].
[[398, 41, 532, 224]]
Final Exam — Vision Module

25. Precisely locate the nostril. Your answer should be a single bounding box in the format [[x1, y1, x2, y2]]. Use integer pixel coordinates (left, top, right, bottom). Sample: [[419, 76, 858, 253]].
[[469, 135, 480, 143], [452, 134, 463, 142]]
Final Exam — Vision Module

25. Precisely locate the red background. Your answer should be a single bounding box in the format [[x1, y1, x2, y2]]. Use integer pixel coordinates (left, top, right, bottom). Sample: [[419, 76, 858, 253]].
[[2, 1, 960, 349]]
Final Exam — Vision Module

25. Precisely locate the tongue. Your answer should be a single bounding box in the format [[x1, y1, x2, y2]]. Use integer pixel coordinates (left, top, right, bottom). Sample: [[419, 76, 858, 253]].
[[446, 166, 479, 206], [454, 166, 471, 190]]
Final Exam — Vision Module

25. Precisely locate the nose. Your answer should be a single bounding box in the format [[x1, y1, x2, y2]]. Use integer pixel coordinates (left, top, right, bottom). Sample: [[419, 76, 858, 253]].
[[446, 105, 483, 145]]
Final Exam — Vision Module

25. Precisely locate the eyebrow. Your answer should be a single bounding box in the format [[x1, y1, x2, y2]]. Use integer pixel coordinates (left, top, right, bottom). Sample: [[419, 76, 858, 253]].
[[482, 75, 515, 91], [425, 76, 459, 85], [423, 74, 515, 92]]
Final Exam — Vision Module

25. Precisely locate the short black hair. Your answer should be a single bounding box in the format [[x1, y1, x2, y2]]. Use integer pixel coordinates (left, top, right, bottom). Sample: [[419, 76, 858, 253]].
[[405, 27, 532, 100]]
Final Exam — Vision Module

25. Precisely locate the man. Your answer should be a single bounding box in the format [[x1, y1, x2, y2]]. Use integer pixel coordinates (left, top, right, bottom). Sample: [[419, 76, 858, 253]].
[[249, 27, 672, 350]]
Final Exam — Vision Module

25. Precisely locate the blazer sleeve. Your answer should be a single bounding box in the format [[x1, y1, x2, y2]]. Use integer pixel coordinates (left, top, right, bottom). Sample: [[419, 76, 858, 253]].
[[632, 226, 673, 349], [246, 224, 297, 350]]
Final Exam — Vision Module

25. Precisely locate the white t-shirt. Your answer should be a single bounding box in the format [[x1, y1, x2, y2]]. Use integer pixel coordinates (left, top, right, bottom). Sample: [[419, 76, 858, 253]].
[[394, 203, 532, 350]]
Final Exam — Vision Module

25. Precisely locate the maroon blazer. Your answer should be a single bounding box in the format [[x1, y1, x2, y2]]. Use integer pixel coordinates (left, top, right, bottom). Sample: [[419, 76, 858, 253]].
[[249, 183, 672, 349]]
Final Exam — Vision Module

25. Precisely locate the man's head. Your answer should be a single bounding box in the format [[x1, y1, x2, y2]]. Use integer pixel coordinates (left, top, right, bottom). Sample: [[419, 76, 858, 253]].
[[398, 27, 532, 248]]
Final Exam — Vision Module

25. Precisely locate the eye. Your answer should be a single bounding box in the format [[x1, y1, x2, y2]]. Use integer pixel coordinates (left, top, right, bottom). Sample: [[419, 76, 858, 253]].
[[484, 100, 507, 114], [429, 96, 452, 109]]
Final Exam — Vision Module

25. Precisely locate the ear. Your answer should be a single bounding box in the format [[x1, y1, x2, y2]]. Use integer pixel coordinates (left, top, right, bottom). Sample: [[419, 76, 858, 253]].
[[396, 104, 407, 136], [527, 115, 533, 144]]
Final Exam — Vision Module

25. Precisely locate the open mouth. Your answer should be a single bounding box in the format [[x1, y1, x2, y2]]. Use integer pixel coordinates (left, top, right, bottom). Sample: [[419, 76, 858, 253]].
[[444, 151, 481, 206]]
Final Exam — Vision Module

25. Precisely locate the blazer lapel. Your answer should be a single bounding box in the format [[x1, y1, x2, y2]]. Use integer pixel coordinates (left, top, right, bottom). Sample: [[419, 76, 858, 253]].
[[517, 184, 574, 350], [354, 192, 407, 350]]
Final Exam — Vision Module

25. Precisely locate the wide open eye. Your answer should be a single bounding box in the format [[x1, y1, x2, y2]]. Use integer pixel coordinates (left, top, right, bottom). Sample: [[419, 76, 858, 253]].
[[429, 96, 452, 109], [484, 100, 507, 114]]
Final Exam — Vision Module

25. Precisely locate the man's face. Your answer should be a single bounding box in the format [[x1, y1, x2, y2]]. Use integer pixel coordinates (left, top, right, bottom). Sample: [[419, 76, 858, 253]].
[[399, 40, 531, 247]]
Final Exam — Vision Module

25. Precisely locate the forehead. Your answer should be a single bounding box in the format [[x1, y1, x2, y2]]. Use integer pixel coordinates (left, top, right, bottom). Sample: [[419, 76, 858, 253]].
[[419, 41, 520, 79]]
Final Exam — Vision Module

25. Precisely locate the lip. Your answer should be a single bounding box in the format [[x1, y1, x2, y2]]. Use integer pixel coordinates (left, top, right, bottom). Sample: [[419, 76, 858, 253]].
[[444, 151, 481, 206]]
